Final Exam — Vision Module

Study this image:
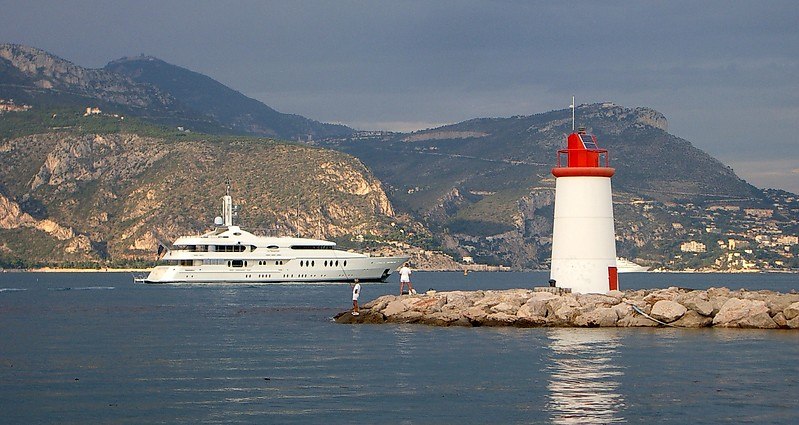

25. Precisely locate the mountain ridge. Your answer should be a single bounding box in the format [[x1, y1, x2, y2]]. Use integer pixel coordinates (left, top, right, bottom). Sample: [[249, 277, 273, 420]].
[[0, 43, 354, 140]]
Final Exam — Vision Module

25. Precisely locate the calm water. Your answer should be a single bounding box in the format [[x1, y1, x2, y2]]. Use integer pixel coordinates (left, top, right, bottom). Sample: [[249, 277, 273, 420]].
[[1, 271, 798, 424]]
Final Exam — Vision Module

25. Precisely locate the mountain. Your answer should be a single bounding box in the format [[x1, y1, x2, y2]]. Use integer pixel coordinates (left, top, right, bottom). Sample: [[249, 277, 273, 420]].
[[0, 112, 395, 268], [2, 45, 795, 270], [321, 103, 794, 269], [105, 56, 353, 140], [0, 43, 354, 140]]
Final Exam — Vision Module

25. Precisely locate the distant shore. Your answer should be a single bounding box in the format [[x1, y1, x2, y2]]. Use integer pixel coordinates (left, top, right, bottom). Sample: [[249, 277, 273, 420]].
[[3, 268, 150, 273], [2, 267, 797, 274]]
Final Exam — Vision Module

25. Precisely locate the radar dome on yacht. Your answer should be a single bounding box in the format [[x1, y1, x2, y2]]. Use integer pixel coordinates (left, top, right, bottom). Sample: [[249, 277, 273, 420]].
[[214, 216, 224, 226]]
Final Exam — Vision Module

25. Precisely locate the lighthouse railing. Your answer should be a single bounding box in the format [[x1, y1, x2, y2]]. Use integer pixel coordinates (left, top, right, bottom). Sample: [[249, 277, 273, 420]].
[[556, 149, 610, 168]]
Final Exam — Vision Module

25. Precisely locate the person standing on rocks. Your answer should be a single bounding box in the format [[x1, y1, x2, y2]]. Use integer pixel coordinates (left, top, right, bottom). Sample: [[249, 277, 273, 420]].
[[351, 279, 361, 316], [399, 263, 415, 295]]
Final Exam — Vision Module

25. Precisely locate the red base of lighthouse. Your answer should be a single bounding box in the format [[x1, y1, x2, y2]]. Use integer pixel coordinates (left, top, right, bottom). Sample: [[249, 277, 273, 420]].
[[552, 167, 615, 178]]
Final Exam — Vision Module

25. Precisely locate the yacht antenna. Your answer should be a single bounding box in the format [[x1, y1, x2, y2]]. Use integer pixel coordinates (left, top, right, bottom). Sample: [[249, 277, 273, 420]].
[[317, 192, 322, 239], [570, 95, 575, 131], [222, 178, 233, 226], [296, 196, 300, 238]]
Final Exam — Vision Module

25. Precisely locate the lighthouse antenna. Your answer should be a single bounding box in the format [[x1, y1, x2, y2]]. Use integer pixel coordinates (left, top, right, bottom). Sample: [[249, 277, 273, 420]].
[[570, 95, 575, 131]]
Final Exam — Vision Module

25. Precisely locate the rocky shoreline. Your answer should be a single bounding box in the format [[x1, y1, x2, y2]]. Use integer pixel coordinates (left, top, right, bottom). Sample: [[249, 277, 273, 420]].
[[335, 287, 799, 329]]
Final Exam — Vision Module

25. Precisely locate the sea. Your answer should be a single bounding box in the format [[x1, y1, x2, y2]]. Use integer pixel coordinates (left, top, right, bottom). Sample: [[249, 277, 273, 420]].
[[1, 271, 798, 424]]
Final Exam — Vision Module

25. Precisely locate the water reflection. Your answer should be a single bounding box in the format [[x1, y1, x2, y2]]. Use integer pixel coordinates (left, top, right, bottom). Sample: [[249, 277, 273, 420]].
[[545, 328, 625, 424]]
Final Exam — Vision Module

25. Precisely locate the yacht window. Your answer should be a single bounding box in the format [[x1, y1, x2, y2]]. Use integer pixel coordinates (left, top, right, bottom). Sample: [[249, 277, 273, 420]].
[[311, 261, 315, 267], [335, 261, 339, 267], [344, 261, 347, 267], [267, 245, 279, 249], [231, 260, 244, 268]]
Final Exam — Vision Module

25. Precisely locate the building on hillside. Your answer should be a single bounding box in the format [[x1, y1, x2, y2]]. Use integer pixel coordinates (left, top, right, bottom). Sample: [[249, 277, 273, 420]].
[[84, 107, 101, 116], [0, 98, 31, 113], [744, 208, 773, 218], [776, 235, 798, 245], [707, 205, 741, 212], [681, 241, 707, 253]]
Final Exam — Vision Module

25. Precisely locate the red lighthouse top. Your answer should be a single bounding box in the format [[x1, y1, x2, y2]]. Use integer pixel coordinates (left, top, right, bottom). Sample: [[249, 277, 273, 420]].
[[552, 128, 615, 178]]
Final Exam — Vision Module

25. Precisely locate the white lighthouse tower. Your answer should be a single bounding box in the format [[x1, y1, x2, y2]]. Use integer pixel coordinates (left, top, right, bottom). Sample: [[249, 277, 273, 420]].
[[549, 118, 618, 293]]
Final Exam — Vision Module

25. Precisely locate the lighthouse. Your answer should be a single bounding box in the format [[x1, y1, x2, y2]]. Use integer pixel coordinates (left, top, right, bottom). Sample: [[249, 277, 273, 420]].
[[549, 123, 618, 294]]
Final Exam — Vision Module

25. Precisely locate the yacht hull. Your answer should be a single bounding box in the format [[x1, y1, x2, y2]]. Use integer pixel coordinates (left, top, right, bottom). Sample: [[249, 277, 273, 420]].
[[141, 256, 408, 284]]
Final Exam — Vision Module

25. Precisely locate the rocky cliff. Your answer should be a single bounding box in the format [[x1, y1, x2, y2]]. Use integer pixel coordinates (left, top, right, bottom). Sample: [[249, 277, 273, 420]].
[[0, 121, 399, 267], [0, 44, 179, 111]]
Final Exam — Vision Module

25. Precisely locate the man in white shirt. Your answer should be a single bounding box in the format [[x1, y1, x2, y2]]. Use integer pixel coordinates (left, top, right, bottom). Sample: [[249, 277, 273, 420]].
[[399, 263, 415, 295], [351, 279, 361, 316]]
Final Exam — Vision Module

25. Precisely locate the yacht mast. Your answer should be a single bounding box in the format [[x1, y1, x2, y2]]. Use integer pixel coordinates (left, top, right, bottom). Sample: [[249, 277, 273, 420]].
[[222, 178, 233, 226]]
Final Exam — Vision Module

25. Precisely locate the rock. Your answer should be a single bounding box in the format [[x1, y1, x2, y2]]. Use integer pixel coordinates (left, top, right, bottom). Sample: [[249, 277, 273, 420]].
[[784, 302, 799, 320], [482, 312, 519, 326], [707, 287, 732, 298], [409, 296, 446, 313], [612, 303, 632, 319], [463, 306, 490, 324], [676, 291, 714, 316], [767, 295, 799, 317], [772, 312, 788, 328], [708, 296, 729, 316], [574, 307, 619, 327], [650, 300, 687, 323], [515, 315, 548, 327], [491, 302, 520, 315], [392, 310, 425, 323], [547, 296, 581, 325], [383, 299, 408, 317], [607, 290, 625, 300], [671, 310, 713, 328], [576, 293, 621, 308], [517, 298, 549, 319], [422, 311, 465, 326], [362, 295, 394, 311], [787, 316, 799, 329], [713, 298, 778, 329], [444, 292, 474, 311]]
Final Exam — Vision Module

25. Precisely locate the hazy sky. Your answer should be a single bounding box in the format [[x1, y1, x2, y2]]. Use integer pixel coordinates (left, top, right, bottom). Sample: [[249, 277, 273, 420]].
[[2, 1, 798, 193]]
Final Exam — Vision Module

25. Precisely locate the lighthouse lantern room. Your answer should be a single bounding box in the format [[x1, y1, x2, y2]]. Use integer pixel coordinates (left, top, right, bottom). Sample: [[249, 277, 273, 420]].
[[550, 124, 618, 294]]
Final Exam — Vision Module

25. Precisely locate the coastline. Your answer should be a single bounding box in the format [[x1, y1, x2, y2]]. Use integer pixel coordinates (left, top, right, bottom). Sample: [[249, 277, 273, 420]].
[[3, 267, 797, 274]]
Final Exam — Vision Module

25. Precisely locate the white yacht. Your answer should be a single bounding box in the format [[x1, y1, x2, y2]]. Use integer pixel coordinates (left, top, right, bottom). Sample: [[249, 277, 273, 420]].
[[616, 257, 650, 273], [139, 183, 408, 284]]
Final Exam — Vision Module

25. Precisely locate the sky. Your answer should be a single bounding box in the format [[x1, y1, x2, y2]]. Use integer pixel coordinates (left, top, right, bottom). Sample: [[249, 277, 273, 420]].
[[1, 0, 798, 193]]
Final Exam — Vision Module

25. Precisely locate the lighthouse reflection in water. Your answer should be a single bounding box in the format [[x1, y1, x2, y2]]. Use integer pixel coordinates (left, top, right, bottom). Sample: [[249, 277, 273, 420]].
[[545, 329, 625, 424]]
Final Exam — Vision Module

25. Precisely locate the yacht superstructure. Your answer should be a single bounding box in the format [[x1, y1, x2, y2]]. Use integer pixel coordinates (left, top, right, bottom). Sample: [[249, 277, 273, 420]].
[[139, 183, 408, 283]]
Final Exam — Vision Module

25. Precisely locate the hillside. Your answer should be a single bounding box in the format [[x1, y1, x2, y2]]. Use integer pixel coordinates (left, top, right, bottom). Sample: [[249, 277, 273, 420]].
[[0, 43, 353, 141], [0, 110, 396, 268], [322, 103, 794, 269], [2, 44, 795, 271]]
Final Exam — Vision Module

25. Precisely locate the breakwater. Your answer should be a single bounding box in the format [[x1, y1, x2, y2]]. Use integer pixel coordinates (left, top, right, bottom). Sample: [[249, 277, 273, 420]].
[[335, 287, 799, 328]]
